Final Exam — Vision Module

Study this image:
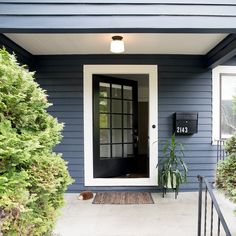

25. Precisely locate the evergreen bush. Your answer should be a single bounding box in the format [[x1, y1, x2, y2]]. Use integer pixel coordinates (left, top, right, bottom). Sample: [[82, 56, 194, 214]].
[[0, 48, 73, 235], [216, 154, 236, 206], [225, 133, 236, 155]]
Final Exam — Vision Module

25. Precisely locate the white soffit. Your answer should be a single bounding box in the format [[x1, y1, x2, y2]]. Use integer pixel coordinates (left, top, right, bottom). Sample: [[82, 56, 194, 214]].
[[5, 33, 227, 55]]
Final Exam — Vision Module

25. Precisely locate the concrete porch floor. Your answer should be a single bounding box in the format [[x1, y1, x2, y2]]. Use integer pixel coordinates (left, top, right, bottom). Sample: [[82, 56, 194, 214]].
[[54, 191, 236, 236]]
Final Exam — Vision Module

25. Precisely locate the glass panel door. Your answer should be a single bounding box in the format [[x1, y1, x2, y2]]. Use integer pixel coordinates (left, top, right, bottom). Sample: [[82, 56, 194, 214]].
[[93, 75, 138, 178], [98, 82, 136, 159]]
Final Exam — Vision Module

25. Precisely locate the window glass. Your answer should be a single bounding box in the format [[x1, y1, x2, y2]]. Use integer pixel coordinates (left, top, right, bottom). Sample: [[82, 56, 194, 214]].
[[99, 82, 110, 97], [123, 100, 133, 114], [112, 114, 122, 128], [123, 86, 133, 100], [112, 99, 122, 113], [99, 98, 110, 113], [124, 144, 134, 157], [100, 114, 110, 128], [100, 145, 110, 158], [124, 129, 133, 143], [100, 129, 110, 144], [221, 75, 236, 138], [112, 129, 122, 143], [112, 144, 122, 158], [123, 115, 133, 128], [112, 84, 122, 98]]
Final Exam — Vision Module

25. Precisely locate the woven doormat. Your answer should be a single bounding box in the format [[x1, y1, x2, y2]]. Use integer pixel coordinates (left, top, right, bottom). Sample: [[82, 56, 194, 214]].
[[92, 192, 154, 204]]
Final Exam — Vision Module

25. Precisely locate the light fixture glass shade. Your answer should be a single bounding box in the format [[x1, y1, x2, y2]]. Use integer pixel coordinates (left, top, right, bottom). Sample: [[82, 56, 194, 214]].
[[110, 36, 125, 53]]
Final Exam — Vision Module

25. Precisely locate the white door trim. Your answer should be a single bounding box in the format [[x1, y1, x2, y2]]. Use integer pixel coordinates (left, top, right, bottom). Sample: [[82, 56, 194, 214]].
[[83, 65, 158, 186]]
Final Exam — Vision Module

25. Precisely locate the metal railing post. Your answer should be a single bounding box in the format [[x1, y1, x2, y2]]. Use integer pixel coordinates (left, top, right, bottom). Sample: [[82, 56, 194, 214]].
[[197, 175, 203, 236], [216, 139, 227, 162], [197, 175, 232, 236]]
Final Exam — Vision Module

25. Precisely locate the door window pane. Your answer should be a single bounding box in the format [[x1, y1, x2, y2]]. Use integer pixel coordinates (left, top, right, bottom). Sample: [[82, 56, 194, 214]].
[[112, 99, 122, 113], [112, 114, 122, 128], [100, 145, 110, 158], [123, 86, 132, 100], [124, 129, 133, 143], [112, 129, 122, 143], [100, 98, 110, 113], [100, 129, 110, 144], [96, 79, 136, 163], [100, 114, 110, 128], [112, 144, 122, 158], [99, 82, 110, 97], [221, 75, 236, 138], [112, 84, 122, 98], [123, 100, 133, 114], [124, 144, 133, 157], [123, 115, 133, 128]]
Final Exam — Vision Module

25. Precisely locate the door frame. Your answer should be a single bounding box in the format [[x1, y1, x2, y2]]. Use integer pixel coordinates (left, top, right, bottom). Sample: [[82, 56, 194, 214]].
[[83, 65, 158, 186]]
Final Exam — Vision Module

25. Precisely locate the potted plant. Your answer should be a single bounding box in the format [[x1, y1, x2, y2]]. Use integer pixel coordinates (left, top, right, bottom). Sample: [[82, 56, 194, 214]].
[[158, 134, 188, 198]]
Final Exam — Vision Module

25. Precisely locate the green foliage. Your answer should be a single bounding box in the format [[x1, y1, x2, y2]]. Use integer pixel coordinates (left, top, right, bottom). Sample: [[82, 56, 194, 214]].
[[159, 134, 188, 193], [217, 99, 236, 214], [232, 95, 236, 115], [225, 134, 236, 155], [0, 48, 73, 235], [216, 154, 236, 206]]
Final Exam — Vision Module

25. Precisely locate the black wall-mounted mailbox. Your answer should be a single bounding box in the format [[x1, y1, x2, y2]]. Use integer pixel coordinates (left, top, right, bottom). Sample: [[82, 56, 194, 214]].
[[174, 112, 198, 135]]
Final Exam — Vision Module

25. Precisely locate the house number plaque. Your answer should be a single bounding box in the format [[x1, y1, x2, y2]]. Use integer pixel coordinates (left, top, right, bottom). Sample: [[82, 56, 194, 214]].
[[174, 112, 198, 135], [176, 126, 188, 134]]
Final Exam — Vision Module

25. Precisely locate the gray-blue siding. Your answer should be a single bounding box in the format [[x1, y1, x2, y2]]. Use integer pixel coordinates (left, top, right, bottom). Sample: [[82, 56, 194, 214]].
[[1, 1, 236, 32], [34, 54, 216, 192], [223, 56, 236, 65]]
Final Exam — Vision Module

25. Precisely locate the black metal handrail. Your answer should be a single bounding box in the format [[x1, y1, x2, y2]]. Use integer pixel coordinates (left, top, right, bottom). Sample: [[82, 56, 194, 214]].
[[197, 175, 231, 236]]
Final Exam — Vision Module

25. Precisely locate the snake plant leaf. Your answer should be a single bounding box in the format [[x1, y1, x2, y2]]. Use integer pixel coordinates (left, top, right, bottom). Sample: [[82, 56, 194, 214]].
[[158, 134, 188, 193]]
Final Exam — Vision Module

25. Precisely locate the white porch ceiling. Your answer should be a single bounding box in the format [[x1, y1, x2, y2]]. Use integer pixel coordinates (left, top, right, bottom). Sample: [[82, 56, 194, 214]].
[[5, 33, 227, 55]]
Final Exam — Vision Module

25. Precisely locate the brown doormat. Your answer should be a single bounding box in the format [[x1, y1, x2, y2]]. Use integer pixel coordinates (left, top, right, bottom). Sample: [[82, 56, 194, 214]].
[[92, 192, 154, 204]]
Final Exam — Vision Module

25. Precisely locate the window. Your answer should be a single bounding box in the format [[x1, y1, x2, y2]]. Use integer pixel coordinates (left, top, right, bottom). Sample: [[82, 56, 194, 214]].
[[212, 66, 236, 143]]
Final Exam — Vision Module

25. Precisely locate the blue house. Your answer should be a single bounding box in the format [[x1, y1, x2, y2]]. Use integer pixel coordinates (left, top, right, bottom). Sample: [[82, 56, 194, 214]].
[[1, 0, 236, 193]]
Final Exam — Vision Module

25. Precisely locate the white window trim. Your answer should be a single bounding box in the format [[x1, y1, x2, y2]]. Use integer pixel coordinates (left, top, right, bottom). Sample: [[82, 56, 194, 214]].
[[83, 65, 158, 186], [212, 66, 236, 145]]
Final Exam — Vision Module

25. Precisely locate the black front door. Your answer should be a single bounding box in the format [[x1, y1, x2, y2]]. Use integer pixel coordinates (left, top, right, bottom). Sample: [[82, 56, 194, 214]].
[[93, 75, 138, 178]]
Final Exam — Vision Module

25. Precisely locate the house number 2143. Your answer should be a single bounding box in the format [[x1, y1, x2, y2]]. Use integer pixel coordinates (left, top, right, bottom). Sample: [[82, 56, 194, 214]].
[[177, 126, 188, 133]]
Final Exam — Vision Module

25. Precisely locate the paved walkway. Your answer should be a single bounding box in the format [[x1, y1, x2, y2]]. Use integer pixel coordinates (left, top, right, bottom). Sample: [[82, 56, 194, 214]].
[[54, 191, 236, 236]]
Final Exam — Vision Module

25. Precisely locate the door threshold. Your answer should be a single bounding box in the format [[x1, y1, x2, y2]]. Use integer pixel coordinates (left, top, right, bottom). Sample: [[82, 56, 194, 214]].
[[112, 173, 149, 178], [85, 177, 157, 186]]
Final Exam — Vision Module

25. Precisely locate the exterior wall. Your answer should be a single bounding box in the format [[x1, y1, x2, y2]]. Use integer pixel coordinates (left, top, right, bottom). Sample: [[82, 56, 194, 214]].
[[34, 54, 215, 192], [1, 1, 236, 32], [222, 56, 236, 65]]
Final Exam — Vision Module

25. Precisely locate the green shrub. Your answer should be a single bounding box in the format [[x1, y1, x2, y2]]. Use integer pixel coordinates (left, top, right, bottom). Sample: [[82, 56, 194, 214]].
[[0, 48, 73, 235], [216, 154, 236, 205], [225, 134, 236, 155]]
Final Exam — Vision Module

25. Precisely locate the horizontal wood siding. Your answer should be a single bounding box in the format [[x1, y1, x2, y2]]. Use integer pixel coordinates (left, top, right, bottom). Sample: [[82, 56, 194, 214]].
[[2, 0, 236, 3], [2, 4, 236, 16], [1, 1, 236, 32], [223, 56, 236, 65], [35, 54, 216, 192]]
